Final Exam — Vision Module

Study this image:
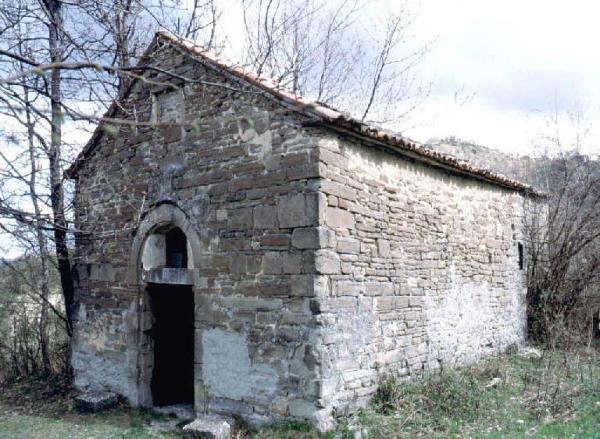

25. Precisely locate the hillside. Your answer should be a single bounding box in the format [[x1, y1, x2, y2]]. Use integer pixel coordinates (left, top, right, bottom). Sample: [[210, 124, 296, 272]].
[[425, 137, 538, 186]]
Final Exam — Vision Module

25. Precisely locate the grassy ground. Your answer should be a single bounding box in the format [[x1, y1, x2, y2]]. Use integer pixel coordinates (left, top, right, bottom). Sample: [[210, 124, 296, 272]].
[[0, 347, 598, 438], [336, 347, 600, 439], [0, 376, 182, 438]]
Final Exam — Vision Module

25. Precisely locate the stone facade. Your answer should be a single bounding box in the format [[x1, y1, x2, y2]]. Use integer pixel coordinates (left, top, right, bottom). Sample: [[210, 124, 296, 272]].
[[315, 135, 530, 416], [68, 32, 535, 431]]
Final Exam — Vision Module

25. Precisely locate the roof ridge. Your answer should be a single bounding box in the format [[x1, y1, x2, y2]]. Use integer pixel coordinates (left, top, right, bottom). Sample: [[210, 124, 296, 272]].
[[155, 30, 348, 122], [67, 31, 543, 197]]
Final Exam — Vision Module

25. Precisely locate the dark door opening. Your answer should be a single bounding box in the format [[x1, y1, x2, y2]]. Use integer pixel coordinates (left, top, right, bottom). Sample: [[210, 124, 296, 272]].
[[149, 284, 194, 406]]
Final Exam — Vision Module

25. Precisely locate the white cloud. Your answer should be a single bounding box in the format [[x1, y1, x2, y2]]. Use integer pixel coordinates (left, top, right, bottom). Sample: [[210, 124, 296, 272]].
[[401, 0, 600, 155]]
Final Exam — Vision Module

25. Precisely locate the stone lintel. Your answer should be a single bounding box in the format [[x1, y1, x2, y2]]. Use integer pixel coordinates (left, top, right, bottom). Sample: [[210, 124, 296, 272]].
[[143, 267, 196, 285]]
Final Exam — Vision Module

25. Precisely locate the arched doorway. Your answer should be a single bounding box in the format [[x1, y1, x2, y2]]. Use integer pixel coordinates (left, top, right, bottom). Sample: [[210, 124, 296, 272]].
[[143, 226, 194, 407], [129, 204, 204, 410]]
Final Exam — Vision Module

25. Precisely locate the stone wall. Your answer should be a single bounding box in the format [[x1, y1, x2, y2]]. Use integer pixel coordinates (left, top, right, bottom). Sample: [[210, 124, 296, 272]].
[[72, 41, 328, 427], [71, 37, 531, 431], [313, 133, 529, 416]]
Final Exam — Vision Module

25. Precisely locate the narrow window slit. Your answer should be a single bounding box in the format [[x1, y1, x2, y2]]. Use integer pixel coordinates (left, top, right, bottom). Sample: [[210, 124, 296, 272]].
[[518, 242, 524, 270]]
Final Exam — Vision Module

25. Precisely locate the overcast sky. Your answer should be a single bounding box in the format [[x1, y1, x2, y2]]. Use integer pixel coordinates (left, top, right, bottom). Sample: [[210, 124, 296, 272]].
[[3, 0, 599, 259], [401, 0, 600, 155], [216, 0, 600, 155]]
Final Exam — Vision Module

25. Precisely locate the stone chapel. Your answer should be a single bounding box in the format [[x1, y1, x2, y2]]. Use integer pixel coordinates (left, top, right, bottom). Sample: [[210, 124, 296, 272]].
[[66, 31, 540, 430]]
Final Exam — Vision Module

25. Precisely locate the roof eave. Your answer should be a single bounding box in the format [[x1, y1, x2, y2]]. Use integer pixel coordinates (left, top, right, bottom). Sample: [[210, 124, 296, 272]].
[[304, 120, 546, 198]]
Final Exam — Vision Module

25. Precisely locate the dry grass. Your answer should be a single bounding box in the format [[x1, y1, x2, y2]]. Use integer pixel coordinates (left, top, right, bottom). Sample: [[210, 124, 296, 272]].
[[0, 346, 598, 438]]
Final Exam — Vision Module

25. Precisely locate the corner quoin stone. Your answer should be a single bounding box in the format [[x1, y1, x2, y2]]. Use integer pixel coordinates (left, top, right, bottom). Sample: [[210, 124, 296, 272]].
[[278, 193, 319, 228], [291, 226, 335, 249], [314, 249, 341, 274]]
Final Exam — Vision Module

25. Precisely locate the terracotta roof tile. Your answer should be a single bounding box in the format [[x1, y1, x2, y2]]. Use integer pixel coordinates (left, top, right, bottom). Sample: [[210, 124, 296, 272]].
[[67, 31, 542, 197]]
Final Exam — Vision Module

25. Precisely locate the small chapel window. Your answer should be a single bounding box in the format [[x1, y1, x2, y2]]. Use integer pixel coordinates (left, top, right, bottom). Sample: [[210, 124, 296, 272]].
[[518, 242, 524, 270], [151, 89, 184, 123], [165, 227, 188, 268]]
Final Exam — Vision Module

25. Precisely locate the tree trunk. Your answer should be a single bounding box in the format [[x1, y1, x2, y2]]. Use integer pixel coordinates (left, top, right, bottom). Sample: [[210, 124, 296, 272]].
[[45, 0, 75, 336], [114, 0, 131, 92]]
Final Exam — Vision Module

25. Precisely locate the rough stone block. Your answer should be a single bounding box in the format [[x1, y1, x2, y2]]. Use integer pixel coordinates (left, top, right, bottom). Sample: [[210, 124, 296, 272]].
[[262, 250, 303, 274], [291, 227, 335, 249], [227, 207, 253, 229], [258, 234, 290, 249], [315, 297, 356, 313], [325, 207, 354, 229], [291, 227, 318, 249], [320, 179, 357, 201], [306, 192, 324, 225], [253, 204, 277, 229], [377, 238, 391, 257], [229, 254, 247, 274], [290, 274, 312, 296], [337, 237, 360, 254], [282, 252, 304, 274], [374, 296, 394, 312], [313, 275, 330, 297], [364, 282, 394, 296], [408, 296, 425, 307], [319, 148, 349, 169], [314, 250, 340, 274], [334, 280, 363, 296], [278, 193, 308, 228], [182, 416, 231, 439]]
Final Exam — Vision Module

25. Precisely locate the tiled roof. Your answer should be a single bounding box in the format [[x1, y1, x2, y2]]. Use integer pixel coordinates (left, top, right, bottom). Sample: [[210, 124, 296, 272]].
[[67, 31, 542, 197]]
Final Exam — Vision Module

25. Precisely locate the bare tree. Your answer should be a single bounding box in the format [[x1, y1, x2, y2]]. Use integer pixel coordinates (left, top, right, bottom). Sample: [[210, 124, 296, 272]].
[[0, 10, 65, 371], [239, 0, 432, 127], [0, 0, 222, 353], [25, 82, 53, 373], [526, 134, 600, 344], [40, 0, 78, 334]]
